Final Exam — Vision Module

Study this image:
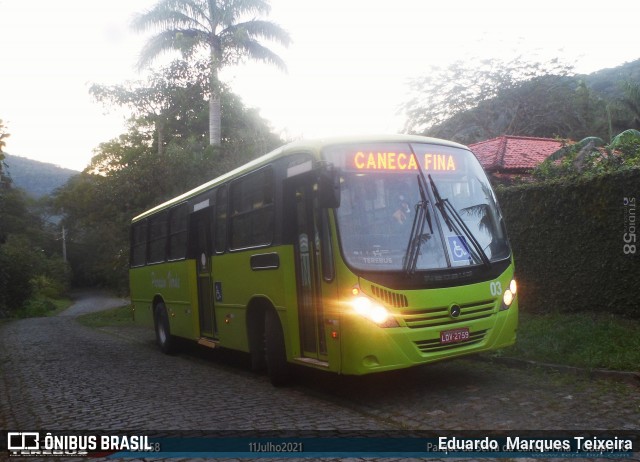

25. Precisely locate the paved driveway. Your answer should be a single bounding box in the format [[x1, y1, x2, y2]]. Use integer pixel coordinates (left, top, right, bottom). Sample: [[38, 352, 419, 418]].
[[1, 293, 638, 461]]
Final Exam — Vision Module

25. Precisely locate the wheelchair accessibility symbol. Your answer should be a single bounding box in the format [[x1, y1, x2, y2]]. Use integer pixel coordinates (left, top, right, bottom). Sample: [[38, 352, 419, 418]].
[[447, 235, 470, 262]]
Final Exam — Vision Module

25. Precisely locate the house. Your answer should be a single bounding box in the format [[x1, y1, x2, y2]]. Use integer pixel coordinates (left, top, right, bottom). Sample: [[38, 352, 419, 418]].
[[469, 135, 566, 184]]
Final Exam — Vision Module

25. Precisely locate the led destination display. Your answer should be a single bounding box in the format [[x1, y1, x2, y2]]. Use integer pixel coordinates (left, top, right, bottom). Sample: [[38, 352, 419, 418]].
[[351, 151, 458, 172]]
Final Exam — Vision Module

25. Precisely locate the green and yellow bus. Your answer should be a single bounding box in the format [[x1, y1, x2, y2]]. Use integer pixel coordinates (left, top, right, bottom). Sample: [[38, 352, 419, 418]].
[[129, 135, 518, 385]]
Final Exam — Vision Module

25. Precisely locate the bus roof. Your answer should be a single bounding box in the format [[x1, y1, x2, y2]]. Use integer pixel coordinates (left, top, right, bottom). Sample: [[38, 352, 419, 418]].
[[132, 134, 468, 222]]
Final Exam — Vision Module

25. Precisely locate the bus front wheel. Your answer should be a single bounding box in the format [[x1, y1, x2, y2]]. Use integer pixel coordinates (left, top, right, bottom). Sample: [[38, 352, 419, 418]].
[[154, 303, 176, 355], [265, 309, 290, 386]]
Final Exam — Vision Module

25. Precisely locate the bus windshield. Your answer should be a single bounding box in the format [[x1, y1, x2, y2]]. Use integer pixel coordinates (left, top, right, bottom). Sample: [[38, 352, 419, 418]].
[[322, 142, 511, 272]]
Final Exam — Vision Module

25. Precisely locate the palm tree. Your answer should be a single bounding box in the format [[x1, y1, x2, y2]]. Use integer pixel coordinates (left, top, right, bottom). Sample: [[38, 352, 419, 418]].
[[134, 0, 291, 146]]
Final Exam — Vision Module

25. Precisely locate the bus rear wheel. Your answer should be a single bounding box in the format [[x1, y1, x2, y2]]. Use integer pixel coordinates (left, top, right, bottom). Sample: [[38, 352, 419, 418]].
[[265, 309, 290, 386], [154, 303, 176, 355]]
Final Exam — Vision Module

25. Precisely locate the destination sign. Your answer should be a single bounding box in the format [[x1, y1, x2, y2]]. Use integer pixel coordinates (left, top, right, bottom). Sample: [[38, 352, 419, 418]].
[[351, 151, 457, 172]]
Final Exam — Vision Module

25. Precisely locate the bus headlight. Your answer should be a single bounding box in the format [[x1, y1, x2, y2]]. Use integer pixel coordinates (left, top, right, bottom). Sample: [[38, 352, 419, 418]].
[[500, 278, 517, 310], [351, 296, 399, 327]]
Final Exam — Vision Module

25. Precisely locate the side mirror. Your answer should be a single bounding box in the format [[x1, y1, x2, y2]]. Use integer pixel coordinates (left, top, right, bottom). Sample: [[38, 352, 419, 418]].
[[317, 164, 341, 209]]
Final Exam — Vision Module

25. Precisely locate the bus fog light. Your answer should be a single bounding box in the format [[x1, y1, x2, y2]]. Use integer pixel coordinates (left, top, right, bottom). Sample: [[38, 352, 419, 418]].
[[503, 290, 514, 306]]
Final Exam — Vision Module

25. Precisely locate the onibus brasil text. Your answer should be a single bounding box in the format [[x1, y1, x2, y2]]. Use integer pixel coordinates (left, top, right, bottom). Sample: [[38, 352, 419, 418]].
[[9, 433, 157, 457]]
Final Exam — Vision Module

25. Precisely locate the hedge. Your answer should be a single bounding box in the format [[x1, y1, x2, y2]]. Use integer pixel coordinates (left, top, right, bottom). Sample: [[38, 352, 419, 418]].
[[496, 168, 639, 318]]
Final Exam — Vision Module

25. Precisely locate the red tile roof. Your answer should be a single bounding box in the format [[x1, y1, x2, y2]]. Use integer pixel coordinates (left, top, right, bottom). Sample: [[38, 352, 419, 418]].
[[469, 135, 565, 171]]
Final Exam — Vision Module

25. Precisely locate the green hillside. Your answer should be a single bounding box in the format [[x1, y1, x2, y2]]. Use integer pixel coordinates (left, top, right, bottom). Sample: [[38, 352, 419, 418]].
[[3, 154, 78, 197]]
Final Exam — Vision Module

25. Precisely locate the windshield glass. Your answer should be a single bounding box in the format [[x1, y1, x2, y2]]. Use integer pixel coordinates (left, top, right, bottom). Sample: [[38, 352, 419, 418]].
[[322, 142, 510, 272]]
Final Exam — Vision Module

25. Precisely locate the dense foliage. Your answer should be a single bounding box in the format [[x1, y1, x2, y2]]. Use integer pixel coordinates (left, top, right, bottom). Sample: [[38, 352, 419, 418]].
[[0, 120, 70, 316], [532, 129, 640, 180]]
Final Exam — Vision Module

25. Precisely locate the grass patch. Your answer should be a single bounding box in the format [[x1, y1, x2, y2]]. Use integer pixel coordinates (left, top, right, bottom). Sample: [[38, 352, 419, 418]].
[[76, 304, 134, 328], [13, 297, 73, 318], [501, 312, 640, 371]]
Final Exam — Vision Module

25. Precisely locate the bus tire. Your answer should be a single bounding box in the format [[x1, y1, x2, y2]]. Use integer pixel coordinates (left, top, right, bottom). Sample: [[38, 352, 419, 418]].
[[247, 306, 267, 372], [154, 303, 176, 355], [265, 308, 290, 386]]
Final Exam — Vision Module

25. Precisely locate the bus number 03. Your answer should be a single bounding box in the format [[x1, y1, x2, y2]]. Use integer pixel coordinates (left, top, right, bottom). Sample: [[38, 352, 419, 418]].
[[490, 281, 502, 296]]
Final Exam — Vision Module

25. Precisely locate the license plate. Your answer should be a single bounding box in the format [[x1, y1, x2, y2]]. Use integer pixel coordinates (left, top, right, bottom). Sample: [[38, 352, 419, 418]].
[[440, 328, 470, 344]]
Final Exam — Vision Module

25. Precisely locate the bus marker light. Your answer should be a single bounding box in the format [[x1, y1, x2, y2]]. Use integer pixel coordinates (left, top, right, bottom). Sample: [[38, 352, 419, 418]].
[[331, 331, 338, 339]]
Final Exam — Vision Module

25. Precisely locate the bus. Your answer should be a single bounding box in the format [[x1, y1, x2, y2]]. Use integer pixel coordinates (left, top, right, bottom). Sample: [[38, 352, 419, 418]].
[[129, 135, 518, 385]]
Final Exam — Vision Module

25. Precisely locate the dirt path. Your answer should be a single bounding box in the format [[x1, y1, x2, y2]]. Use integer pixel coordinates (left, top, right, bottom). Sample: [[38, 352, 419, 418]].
[[57, 290, 129, 317]]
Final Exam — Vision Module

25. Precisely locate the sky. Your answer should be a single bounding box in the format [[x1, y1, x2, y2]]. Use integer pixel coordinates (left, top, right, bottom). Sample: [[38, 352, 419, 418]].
[[1, 0, 639, 171]]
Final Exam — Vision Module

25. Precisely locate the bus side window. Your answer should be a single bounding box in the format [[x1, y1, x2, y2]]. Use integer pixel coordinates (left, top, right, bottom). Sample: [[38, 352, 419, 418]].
[[215, 186, 227, 253], [148, 212, 168, 263], [229, 168, 274, 249], [168, 204, 188, 260], [130, 221, 148, 267]]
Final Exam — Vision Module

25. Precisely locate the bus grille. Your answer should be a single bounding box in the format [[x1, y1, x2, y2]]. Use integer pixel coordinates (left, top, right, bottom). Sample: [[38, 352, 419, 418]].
[[400, 299, 495, 329], [370, 285, 408, 308], [414, 329, 488, 353]]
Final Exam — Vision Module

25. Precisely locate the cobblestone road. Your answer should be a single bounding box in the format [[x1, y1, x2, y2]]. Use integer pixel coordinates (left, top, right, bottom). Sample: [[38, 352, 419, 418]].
[[0, 293, 638, 461]]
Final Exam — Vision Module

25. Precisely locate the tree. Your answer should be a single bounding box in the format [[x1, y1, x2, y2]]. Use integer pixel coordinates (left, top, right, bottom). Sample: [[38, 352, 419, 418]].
[[0, 119, 8, 155], [0, 186, 69, 316], [403, 58, 570, 132], [0, 119, 10, 189], [133, 0, 291, 146], [58, 81, 282, 291], [618, 81, 640, 129], [91, 60, 209, 156], [401, 58, 614, 144]]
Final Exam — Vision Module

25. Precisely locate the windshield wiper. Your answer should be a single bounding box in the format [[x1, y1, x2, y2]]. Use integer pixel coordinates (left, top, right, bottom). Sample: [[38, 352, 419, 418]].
[[427, 174, 491, 268], [403, 174, 433, 275]]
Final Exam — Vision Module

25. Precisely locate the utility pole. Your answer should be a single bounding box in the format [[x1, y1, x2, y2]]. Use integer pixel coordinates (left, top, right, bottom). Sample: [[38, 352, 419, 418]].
[[62, 226, 67, 263]]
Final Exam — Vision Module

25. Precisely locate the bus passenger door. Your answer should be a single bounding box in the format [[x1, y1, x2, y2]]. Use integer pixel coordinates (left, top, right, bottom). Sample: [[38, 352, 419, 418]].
[[190, 208, 217, 339], [286, 175, 335, 363]]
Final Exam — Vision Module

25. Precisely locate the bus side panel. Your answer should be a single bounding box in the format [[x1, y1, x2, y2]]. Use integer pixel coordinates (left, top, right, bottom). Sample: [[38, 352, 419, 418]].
[[211, 246, 298, 353], [166, 260, 199, 340], [130, 261, 199, 340], [271, 245, 302, 358], [130, 267, 154, 328]]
